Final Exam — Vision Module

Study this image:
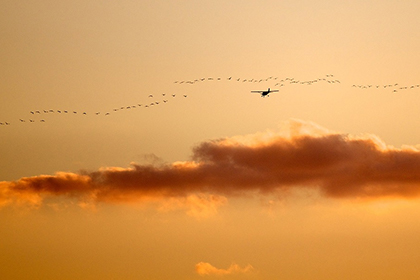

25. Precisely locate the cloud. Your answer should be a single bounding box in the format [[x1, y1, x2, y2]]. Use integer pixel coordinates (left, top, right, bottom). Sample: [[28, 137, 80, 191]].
[[195, 262, 254, 276], [2, 119, 420, 209]]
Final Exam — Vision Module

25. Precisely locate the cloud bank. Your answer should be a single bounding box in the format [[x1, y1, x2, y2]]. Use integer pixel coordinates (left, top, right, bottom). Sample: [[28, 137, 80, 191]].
[[2, 119, 420, 209]]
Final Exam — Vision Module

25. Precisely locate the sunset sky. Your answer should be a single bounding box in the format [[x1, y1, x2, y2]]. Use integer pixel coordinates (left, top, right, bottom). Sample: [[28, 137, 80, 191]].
[[2, 1, 420, 279]]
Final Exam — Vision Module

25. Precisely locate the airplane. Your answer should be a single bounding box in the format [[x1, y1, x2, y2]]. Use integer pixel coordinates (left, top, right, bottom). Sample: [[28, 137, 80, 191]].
[[251, 88, 279, 97]]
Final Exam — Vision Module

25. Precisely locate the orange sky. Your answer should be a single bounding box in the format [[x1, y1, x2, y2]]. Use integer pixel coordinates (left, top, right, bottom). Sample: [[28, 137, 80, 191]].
[[1, 1, 420, 279]]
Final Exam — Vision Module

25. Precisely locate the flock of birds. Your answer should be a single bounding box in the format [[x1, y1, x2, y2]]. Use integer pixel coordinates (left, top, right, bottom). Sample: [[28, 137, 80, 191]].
[[0, 93, 188, 126], [174, 74, 340, 86], [2, 74, 420, 127], [174, 74, 420, 92], [352, 83, 420, 92]]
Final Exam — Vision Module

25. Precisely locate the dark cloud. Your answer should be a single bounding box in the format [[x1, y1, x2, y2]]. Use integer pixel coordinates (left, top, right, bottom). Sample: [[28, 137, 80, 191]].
[[2, 120, 420, 208]]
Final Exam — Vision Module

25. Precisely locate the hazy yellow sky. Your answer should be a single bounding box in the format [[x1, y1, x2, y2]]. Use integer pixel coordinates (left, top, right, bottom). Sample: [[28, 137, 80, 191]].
[[1, 1, 420, 279]]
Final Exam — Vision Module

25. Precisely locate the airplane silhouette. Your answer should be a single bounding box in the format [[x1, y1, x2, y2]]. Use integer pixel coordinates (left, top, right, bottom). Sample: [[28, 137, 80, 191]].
[[251, 88, 279, 97]]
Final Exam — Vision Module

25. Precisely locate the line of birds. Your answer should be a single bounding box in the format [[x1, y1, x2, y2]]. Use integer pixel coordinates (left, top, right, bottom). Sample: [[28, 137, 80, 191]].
[[1, 93, 189, 126], [352, 83, 420, 92], [174, 74, 338, 85], [3, 74, 420, 127], [175, 74, 420, 93]]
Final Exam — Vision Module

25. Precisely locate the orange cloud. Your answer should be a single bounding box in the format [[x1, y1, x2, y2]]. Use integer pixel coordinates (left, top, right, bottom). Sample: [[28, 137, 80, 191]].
[[195, 262, 254, 276], [2, 119, 420, 209]]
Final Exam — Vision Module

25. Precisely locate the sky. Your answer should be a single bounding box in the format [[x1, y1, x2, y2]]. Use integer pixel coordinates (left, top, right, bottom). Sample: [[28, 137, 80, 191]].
[[1, 0, 420, 279]]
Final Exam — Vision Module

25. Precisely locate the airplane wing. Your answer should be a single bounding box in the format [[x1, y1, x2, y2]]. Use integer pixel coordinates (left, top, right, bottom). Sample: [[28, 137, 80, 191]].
[[251, 91, 263, 93]]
